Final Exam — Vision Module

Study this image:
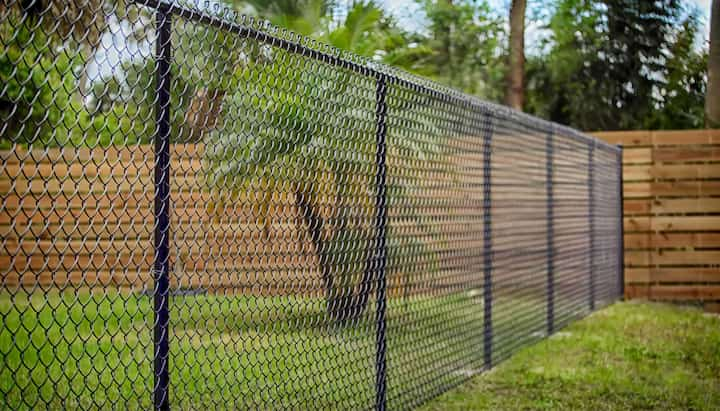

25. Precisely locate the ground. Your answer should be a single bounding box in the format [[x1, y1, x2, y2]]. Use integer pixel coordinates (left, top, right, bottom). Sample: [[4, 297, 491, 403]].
[[422, 301, 720, 411], [2, 292, 718, 409]]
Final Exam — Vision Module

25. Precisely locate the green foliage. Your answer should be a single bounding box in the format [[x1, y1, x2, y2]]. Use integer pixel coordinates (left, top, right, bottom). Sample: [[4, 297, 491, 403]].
[[0, 15, 68, 147], [0, 4, 152, 149], [200, 2, 455, 322], [173, 3, 245, 92], [645, 14, 708, 129], [393, 0, 506, 101], [525, 0, 708, 131], [238, 0, 332, 35]]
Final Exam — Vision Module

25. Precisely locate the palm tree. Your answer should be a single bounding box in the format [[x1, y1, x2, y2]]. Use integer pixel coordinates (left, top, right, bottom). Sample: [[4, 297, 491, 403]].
[[198, 1, 414, 325]]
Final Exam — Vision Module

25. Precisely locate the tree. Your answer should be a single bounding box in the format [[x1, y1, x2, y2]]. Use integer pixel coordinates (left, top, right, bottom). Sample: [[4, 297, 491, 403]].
[[0, 0, 160, 146], [505, 0, 525, 110], [394, 0, 505, 101], [199, 1, 422, 324], [707, 0, 720, 127], [647, 13, 707, 129], [525, 0, 705, 131], [0, 0, 107, 146]]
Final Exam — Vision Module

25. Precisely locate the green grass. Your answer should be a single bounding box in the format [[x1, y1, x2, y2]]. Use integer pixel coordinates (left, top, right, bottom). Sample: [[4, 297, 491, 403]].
[[422, 301, 720, 411], [6, 291, 712, 410], [0, 289, 490, 409]]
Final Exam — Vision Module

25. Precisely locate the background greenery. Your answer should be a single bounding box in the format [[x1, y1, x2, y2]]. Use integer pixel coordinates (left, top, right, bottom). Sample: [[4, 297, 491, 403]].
[[0, 0, 710, 149]]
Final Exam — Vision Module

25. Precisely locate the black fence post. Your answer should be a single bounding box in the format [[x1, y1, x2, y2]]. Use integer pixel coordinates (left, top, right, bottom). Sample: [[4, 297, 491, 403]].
[[588, 142, 596, 311], [153, 9, 172, 411], [617, 146, 625, 300], [482, 113, 494, 369], [545, 130, 555, 335], [373, 75, 389, 411]]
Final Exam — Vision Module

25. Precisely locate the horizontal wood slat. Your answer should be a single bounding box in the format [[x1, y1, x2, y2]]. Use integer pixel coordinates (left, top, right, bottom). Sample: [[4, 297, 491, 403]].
[[625, 267, 720, 283], [624, 233, 720, 249], [591, 129, 720, 147]]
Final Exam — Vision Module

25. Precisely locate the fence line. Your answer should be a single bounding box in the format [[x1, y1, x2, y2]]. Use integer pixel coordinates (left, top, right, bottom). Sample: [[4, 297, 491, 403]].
[[1, 1, 623, 409]]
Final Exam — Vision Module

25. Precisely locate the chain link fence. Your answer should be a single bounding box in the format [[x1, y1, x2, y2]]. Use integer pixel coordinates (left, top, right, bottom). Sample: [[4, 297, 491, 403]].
[[0, 0, 623, 409]]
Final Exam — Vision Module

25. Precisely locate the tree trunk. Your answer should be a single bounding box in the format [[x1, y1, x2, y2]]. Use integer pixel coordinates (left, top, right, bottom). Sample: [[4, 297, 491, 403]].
[[183, 88, 226, 142], [505, 0, 526, 111], [295, 188, 376, 326], [706, 0, 720, 128]]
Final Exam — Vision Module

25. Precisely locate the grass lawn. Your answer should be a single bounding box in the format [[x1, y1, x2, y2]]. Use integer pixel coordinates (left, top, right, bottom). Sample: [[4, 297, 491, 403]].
[[5, 288, 696, 410], [1, 289, 494, 410], [422, 301, 720, 411]]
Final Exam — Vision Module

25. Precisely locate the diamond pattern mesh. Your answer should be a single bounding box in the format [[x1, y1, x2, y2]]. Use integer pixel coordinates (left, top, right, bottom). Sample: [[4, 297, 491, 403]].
[[0, 1, 623, 409]]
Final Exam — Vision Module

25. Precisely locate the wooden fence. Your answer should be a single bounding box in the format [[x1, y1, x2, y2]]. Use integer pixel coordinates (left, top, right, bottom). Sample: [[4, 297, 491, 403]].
[[0, 142, 487, 297], [593, 130, 720, 311], [0, 144, 323, 295], [3, 130, 717, 308]]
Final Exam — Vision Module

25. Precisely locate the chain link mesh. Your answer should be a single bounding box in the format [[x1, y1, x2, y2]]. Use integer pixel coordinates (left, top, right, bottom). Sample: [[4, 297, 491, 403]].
[[0, 1, 623, 409]]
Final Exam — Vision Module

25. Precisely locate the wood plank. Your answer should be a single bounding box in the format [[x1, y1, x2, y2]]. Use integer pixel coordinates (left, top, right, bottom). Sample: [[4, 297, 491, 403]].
[[649, 267, 720, 283], [622, 165, 652, 181], [649, 164, 720, 180], [650, 181, 720, 196], [623, 199, 651, 215], [594, 130, 720, 147], [0, 253, 155, 272], [1, 270, 154, 287], [624, 233, 651, 249], [623, 182, 652, 198], [624, 284, 650, 299], [622, 148, 652, 164], [624, 217, 651, 232], [625, 251, 650, 266], [0, 144, 202, 163], [0, 158, 203, 180], [650, 250, 720, 265], [651, 198, 720, 214], [651, 216, 720, 232], [704, 303, 720, 313], [625, 233, 720, 249], [648, 285, 720, 301], [650, 129, 720, 146], [654, 147, 720, 162], [625, 268, 651, 283], [591, 131, 652, 147], [622, 181, 720, 198], [0, 176, 200, 195]]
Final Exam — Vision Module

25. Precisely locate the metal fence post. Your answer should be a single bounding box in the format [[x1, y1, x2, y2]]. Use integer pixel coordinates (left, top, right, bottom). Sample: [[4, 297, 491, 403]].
[[588, 142, 596, 311], [482, 113, 494, 369], [153, 9, 172, 411], [617, 146, 625, 300], [545, 130, 555, 335], [374, 75, 389, 411]]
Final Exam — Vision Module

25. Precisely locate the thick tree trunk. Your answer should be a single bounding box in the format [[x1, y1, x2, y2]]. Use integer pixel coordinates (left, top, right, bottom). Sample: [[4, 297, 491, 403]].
[[706, 0, 720, 128], [505, 0, 526, 111]]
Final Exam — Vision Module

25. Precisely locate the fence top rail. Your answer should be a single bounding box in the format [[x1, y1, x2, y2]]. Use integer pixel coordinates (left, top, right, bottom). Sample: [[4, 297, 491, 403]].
[[131, 0, 619, 154]]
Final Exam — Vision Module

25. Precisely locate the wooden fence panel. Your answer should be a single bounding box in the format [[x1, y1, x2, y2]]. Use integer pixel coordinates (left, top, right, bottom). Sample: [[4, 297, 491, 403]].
[[0, 144, 321, 295], [593, 129, 720, 309]]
